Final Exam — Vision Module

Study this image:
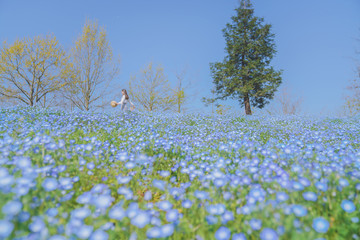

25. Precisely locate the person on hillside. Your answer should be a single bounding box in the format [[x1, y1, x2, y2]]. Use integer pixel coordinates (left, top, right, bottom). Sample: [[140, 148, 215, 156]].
[[118, 89, 135, 111]]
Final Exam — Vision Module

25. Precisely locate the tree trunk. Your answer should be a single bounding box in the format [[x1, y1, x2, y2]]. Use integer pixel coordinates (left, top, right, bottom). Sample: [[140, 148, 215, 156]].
[[244, 94, 252, 115]]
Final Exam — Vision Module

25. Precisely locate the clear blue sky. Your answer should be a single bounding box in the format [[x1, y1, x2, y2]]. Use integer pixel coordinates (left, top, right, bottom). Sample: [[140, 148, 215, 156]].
[[1, 0, 359, 115]]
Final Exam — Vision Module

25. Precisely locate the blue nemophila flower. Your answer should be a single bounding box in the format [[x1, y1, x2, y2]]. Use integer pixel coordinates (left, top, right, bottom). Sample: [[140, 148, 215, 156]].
[[302, 192, 317, 201], [87, 162, 95, 170], [117, 187, 133, 200], [315, 182, 328, 192], [75, 225, 93, 239], [126, 203, 140, 218], [71, 207, 91, 219], [42, 178, 58, 191], [312, 217, 329, 233], [161, 224, 175, 238], [49, 235, 67, 240], [249, 218, 262, 230], [0, 219, 13, 238], [215, 226, 231, 240], [341, 200, 356, 213], [222, 210, 234, 223], [351, 217, 359, 223], [93, 194, 113, 209], [157, 201, 172, 211], [206, 204, 226, 215], [29, 217, 46, 232], [276, 192, 289, 202], [131, 211, 151, 228], [194, 190, 209, 200], [260, 228, 278, 240], [89, 229, 109, 240], [14, 156, 32, 169], [59, 177, 73, 190], [18, 211, 30, 222], [159, 170, 170, 177], [144, 191, 152, 201], [153, 179, 166, 191], [2, 200, 22, 217], [292, 205, 307, 217], [166, 209, 179, 222], [182, 199, 192, 208], [125, 161, 136, 169], [339, 178, 349, 187], [108, 206, 125, 220], [147, 226, 162, 238], [46, 208, 58, 217], [232, 233, 247, 240], [117, 175, 132, 184], [77, 192, 92, 204], [206, 215, 218, 225]]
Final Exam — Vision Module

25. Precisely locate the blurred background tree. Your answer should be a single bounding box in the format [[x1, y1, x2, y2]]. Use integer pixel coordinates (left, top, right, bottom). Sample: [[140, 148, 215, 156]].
[[0, 35, 72, 107], [61, 20, 120, 111], [129, 62, 174, 111]]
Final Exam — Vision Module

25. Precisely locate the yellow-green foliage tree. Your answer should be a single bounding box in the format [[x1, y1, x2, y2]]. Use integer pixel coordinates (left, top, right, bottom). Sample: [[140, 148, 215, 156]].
[[173, 69, 194, 113], [129, 62, 174, 111], [63, 20, 119, 111], [0, 35, 72, 106]]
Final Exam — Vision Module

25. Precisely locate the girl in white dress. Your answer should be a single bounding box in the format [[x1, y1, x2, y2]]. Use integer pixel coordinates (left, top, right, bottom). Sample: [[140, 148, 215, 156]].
[[118, 89, 135, 111]]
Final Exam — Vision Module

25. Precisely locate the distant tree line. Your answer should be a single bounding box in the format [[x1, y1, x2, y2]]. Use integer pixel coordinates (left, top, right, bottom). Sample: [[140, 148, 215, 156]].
[[0, 20, 193, 113]]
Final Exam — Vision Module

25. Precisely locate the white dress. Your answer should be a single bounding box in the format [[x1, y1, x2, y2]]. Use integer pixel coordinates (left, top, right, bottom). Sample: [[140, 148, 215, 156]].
[[118, 95, 134, 111]]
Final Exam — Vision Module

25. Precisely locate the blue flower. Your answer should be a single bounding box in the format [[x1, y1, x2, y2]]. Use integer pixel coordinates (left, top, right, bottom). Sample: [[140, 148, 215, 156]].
[[215, 226, 231, 240], [222, 211, 234, 223], [302, 192, 317, 201], [42, 178, 58, 191], [315, 182, 328, 192], [29, 217, 46, 232], [71, 207, 91, 219], [341, 200, 356, 213], [206, 215, 218, 225], [0, 220, 13, 238], [276, 192, 288, 202], [144, 191, 152, 201], [147, 226, 162, 238], [75, 225, 93, 239], [232, 233, 247, 240], [153, 179, 166, 191], [49, 235, 67, 240], [2, 200, 22, 217], [131, 211, 151, 228], [292, 205, 308, 217], [312, 217, 329, 233], [260, 228, 278, 240], [90, 229, 109, 240], [92, 194, 113, 209], [249, 218, 262, 230], [108, 206, 125, 220], [339, 178, 349, 187], [182, 199, 193, 208], [194, 190, 209, 200], [161, 224, 175, 238], [157, 201, 172, 211], [166, 209, 179, 222]]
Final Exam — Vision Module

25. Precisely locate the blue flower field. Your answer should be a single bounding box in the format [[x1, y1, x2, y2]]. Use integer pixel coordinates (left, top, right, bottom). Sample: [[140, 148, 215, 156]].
[[0, 107, 359, 240]]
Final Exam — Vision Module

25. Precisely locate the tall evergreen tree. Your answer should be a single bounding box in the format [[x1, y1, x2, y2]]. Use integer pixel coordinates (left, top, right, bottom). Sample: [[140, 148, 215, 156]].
[[210, 0, 282, 115]]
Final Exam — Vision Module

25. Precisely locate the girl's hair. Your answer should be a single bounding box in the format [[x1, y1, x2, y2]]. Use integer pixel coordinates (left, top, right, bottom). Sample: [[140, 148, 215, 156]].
[[122, 89, 129, 100]]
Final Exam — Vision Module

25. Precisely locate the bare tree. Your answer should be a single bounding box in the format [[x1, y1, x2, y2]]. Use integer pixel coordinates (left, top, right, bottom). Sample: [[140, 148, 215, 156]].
[[62, 20, 120, 111], [267, 85, 303, 115], [0, 35, 72, 106], [129, 62, 174, 112], [172, 68, 196, 113]]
